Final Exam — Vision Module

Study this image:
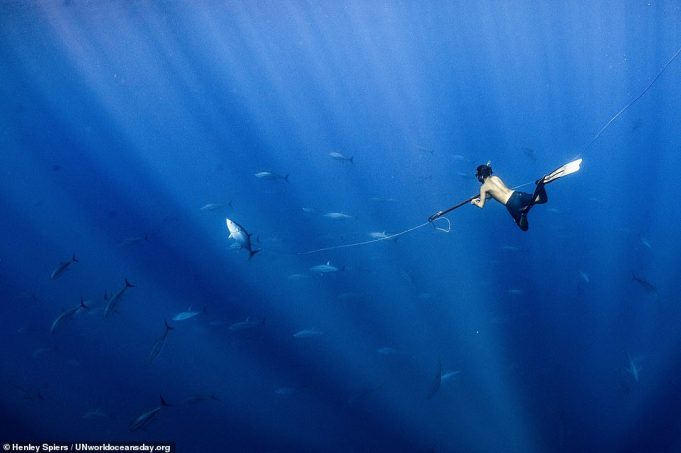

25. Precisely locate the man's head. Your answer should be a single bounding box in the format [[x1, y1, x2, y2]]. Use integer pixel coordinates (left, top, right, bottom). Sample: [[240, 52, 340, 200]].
[[476, 164, 493, 183]]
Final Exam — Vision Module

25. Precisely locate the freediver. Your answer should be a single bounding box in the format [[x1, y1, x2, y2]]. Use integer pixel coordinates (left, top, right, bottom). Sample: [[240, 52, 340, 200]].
[[471, 163, 563, 231]]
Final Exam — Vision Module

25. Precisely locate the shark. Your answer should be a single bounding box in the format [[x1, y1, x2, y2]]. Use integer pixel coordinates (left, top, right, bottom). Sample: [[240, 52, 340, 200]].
[[226, 218, 260, 259]]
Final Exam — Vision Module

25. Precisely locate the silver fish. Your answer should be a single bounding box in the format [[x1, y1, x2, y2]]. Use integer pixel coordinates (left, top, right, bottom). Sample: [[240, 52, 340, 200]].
[[117, 235, 149, 247], [103, 279, 135, 318], [82, 408, 107, 419], [328, 152, 353, 164], [182, 393, 219, 405], [254, 171, 289, 182], [50, 254, 78, 280], [293, 328, 323, 338], [172, 306, 204, 321], [50, 297, 89, 334], [310, 261, 341, 273], [200, 202, 231, 211], [129, 396, 170, 431], [148, 320, 174, 363], [229, 317, 265, 331], [323, 212, 353, 220], [226, 218, 260, 259]]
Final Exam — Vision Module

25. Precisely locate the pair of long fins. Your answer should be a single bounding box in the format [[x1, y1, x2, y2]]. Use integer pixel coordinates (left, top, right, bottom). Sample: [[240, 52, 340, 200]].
[[428, 158, 583, 222]]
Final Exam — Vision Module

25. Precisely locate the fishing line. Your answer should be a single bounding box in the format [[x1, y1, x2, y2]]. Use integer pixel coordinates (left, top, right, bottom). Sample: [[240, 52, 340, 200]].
[[297, 43, 681, 255], [297, 218, 451, 255], [586, 43, 681, 149]]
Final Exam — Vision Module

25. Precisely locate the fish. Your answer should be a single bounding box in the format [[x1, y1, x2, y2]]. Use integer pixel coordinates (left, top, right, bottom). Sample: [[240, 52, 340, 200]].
[[377, 347, 400, 355], [229, 317, 265, 331], [287, 273, 308, 280], [103, 279, 135, 318], [368, 197, 395, 203], [502, 245, 521, 252], [632, 273, 658, 296], [508, 289, 524, 295], [50, 254, 78, 280], [328, 152, 353, 163], [50, 297, 89, 334], [182, 393, 219, 405], [441, 370, 461, 382], [274, 387, 297, 397], [12, 384, 46, 401], [172, 306, 204, 321], [625, 354, 641, 382], [129, 396, 170, 431], [579, 271, 590, 284], [82, 408, 107, 419], [293, 328, 323, 338], [226, 218, 260, 259], [148, 320, 174, 363], [117, 235, 150, 247], [640, 237, 652, 249], [310, 261, 342, 273], [200, 202, 231, 212], [254, 171, 289, 182], [368, 231, 391, 240], [521, 147, 537, 161], [32, 347, 54, 359], [323, 212, 353, 220], [301, 207, 315, 213]]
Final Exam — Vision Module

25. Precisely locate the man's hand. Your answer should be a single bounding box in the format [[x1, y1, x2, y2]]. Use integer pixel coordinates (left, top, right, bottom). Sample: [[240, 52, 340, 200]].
[[471, 197, 482, 207]]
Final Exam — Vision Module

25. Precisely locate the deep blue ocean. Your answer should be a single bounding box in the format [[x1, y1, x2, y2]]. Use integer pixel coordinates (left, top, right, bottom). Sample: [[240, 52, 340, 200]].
[[2, 1, 681, 452]]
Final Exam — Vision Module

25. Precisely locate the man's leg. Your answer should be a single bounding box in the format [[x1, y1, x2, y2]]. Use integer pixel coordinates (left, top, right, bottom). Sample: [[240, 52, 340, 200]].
[[532, 179, 548, 205]]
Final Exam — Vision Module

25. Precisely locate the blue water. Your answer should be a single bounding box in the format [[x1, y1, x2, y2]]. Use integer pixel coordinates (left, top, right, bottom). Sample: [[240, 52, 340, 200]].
[[2, 1, 681, 451]]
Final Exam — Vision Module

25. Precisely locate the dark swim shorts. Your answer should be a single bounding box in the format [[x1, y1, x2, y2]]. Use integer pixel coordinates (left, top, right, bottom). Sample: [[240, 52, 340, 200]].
[[505, 190, 534, 224]]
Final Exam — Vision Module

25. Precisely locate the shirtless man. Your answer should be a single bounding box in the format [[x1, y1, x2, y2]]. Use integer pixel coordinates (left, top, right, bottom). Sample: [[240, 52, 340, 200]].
[[471, 163, 547, 231]]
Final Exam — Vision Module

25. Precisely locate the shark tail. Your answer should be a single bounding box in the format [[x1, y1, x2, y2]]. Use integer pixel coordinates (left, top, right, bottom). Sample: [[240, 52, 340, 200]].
[[80, 297, 89, 309], [160, 395, 170, 407], [249, 249, 261, 260], [125, 278, 135, 288], [164, 320, 174, 331], [72, 254, 79, 263], [284, 174, 290, 183], [349, 156, 354, 164]]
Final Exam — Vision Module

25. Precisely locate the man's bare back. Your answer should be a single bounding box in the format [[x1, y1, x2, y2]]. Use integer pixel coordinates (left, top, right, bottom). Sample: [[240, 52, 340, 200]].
[[471, 175, 514, 208]]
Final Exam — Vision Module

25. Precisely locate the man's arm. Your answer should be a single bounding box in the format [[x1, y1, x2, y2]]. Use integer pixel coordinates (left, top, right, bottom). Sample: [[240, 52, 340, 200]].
[[471, 185, 487, 208]]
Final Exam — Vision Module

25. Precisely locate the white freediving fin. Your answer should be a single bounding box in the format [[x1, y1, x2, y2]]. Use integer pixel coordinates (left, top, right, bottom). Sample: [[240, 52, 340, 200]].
[[541, 158, 583, 184]]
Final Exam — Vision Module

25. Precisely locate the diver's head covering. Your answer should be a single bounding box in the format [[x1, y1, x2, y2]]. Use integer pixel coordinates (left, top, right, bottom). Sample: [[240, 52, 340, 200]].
[[476, 163, 493, 183]]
